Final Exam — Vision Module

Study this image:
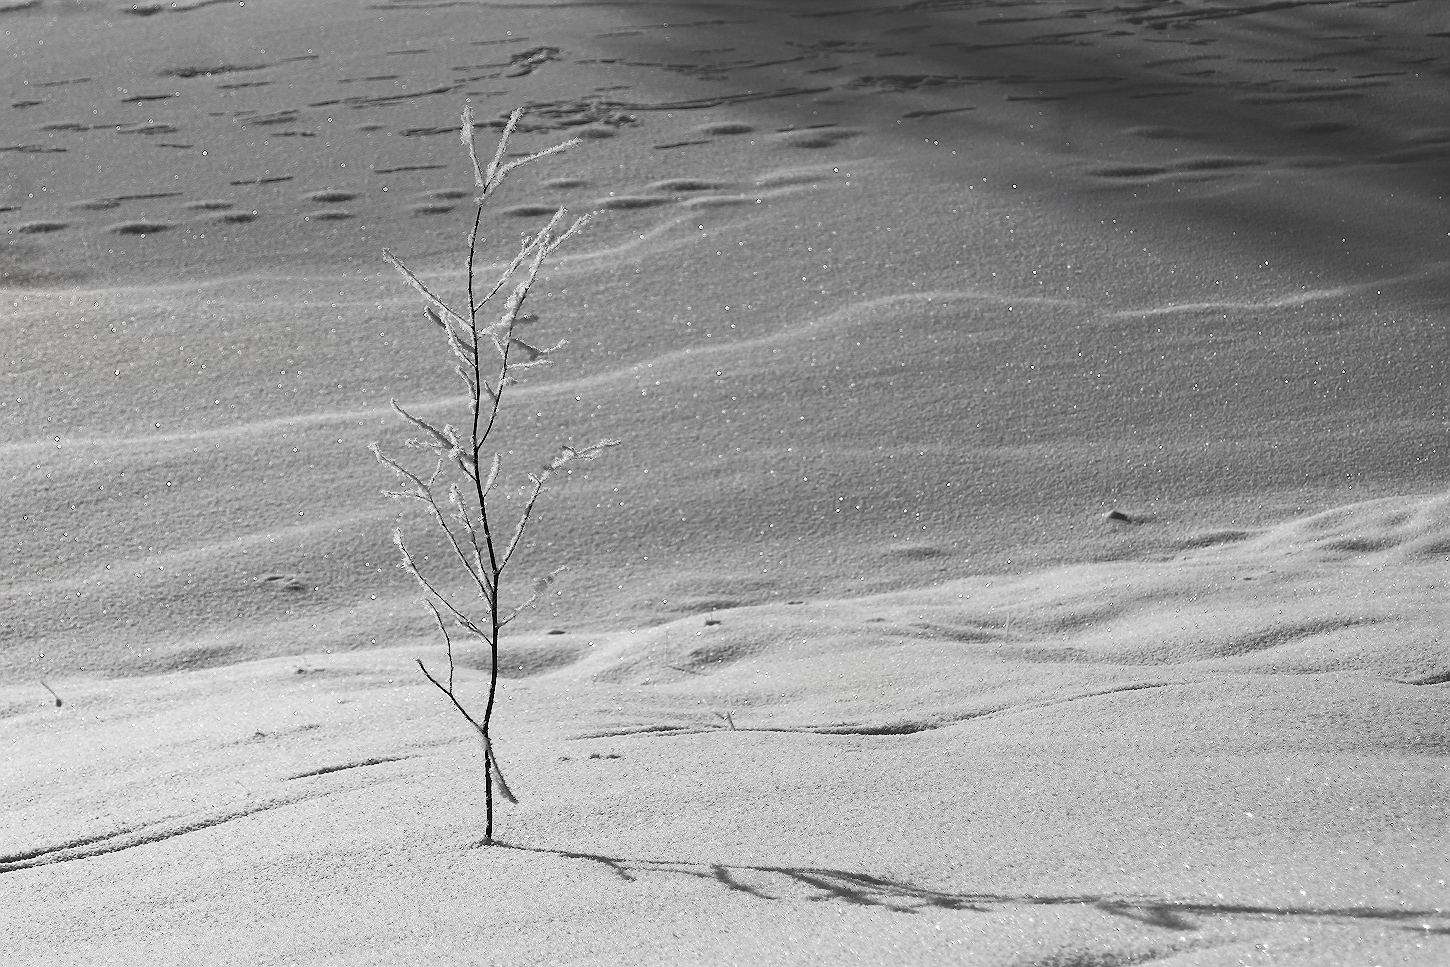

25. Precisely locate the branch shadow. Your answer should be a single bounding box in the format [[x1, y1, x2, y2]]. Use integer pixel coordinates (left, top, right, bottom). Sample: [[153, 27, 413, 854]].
[[495, 841, 987, 912], [493, 842, 1450, 930]]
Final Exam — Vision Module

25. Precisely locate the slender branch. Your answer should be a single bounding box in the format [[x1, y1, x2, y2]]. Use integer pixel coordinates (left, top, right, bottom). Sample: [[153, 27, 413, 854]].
[[382, 251, 470, 332], [424, 486, 491, 598], [416, 606, 518, 805], [476, 107, 520, 199], [502, 473, 549, 568], [471, 231, 548, 321], [501, 566, 567, 626], [378, 104, 610, 845], [488, 139, 582, 192], [464, 170, 505, 844], [447, 483, 495, 598], [415, 662, 518, 806], [394, 531, 493, 629]]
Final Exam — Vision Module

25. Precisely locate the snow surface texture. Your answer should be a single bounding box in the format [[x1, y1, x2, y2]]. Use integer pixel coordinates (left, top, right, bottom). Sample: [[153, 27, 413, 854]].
[[1, 0, 1447, 963]]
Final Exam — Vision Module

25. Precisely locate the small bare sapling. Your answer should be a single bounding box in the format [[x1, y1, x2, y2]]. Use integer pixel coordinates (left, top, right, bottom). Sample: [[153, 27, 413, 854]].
[[372, 105, 619, 844]]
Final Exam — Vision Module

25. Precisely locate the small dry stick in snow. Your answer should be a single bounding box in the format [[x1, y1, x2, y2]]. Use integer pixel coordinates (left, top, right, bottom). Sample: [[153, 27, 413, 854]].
[[373, 105, 619, 844]]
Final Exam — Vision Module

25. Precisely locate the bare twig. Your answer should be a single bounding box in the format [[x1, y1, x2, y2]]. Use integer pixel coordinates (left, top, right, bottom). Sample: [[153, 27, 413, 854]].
[[416, 601, 519, 804], [375, 105, 615, 844]]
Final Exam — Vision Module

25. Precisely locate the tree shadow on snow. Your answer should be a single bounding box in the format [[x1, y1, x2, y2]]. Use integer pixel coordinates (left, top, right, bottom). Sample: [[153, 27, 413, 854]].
[[495, 842, 1448, 933]]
